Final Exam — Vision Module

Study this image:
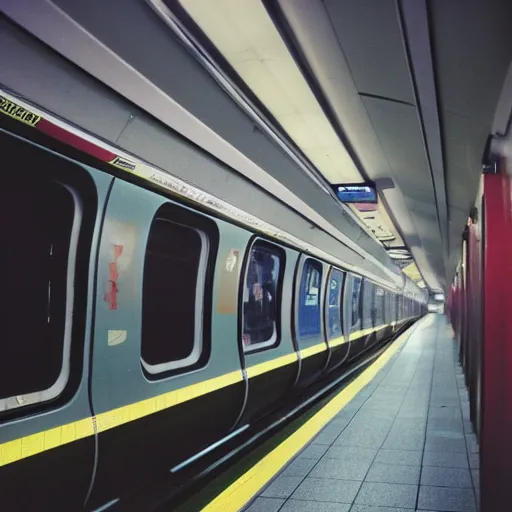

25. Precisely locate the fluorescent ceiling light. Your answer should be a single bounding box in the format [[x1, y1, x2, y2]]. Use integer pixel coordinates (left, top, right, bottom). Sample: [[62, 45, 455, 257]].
[[179, 0, 361, 183], [403, 261, 423, 282]]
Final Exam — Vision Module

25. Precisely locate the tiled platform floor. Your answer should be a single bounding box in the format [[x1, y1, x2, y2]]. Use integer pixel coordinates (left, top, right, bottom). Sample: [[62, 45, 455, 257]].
[[246, 315, 479, 512]]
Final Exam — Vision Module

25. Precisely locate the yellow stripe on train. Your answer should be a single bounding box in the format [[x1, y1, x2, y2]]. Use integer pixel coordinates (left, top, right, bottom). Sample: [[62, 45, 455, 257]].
[[0, 323, 392, 467]]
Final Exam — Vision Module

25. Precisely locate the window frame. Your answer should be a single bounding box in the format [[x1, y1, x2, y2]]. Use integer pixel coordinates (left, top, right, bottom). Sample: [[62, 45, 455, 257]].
[[325, 267, 345, 341], [240, 238, 285, 354], [0, 181, 82, 413], [296, 257, 324, 340], [0, 129, 98, 417], [140, 204, 216, 377]]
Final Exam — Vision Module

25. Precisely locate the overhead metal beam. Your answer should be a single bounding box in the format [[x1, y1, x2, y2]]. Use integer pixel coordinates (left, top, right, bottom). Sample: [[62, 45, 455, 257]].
[[398, 0, 449, 285]]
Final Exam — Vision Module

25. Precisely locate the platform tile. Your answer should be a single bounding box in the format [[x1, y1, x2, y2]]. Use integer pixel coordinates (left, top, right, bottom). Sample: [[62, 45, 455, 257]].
[[381, 430, 425, 451], [300, 444, 329, 460], [324, 446, 377, 462], [391, 418, 427, 432], [281, 457, 319, 478], [374, 450, 422, 467], [335, 429, 390, 450], [422, 451, 468, 469], [365, 463, 420, 485], [244, 496, 285, 512], [420, 466, 472, 488], [424, 435, 467, 454], [260, 476, 303, 499], [291, 477, 361, 503], [354, 482, 417, 509], [350, 507, 414, 512], [280, 500, 350, 512], [417, 485, 476, 511], [310, 457, 372, 481]]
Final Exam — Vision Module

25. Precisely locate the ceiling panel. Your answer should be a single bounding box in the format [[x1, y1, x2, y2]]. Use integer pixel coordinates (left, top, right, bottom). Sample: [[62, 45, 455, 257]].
[[361, 98, 435, 205], [429, 0, 512, 282], [361, 95, 443, 288], [324, 0, 414, 104], [180, 0, 361, 183], [442, 112, 489, 213]]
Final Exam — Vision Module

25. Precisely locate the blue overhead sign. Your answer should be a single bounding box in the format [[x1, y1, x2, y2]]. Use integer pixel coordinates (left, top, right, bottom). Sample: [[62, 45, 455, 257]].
[[332, 183, 378, 204]]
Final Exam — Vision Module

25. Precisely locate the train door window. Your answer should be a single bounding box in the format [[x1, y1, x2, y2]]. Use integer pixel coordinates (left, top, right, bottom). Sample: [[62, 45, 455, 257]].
[[298, 259, 323, 338], [141, 206, 214, 375], [350, 275, 362, 333], [326, 268, 344, 340], [1, 171, 86, 412], [241, 241, 283, 352], [362, 280, 374, 329]]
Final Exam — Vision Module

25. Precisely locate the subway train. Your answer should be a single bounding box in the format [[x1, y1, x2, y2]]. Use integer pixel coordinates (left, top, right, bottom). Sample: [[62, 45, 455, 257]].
[[0, 86, 425, 511]]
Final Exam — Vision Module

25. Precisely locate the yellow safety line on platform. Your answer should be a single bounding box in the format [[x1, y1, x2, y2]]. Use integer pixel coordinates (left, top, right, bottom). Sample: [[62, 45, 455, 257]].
[[201, 322, 419, 512]]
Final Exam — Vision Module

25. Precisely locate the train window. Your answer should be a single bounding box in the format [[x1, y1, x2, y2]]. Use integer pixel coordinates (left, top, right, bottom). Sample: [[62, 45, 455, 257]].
[[141, 213, 210, 374], [1, 175, 82, 411], [298, 259, 323, 338], [350, 275, 362, 333], [362, 280, 374, 329], [241, 242, 283, 352], [326, 268, 344, 340]]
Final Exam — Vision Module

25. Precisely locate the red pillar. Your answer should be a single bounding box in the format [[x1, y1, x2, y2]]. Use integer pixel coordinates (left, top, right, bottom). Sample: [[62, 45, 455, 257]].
[[481, 163, 512, 510]]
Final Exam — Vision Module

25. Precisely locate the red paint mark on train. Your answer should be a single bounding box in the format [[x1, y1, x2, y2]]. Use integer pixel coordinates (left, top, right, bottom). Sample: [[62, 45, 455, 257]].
[[109, 262, 119, 282], [105, 282, 119, 311], [105, 245, 124, 310]]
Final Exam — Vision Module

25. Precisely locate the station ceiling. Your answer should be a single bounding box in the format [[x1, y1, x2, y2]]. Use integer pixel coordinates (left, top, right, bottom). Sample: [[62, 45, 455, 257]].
[[176, 0, 512, 291], [2, 0, 511, 293]]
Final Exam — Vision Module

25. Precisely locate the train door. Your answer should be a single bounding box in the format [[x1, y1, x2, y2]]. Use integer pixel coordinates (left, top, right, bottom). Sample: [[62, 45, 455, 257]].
[[325, 268, 350, 371], [294, 256, 329, 387], [372, 286, 387, 347], [0, 129, 110, 510], [347, 274, 364, 359], [390, 292, 398, 333], [237, 239, 299, 423], [86, 179, 245, 509], [362, 280, 376, 349], [397, 295, 404, 327]]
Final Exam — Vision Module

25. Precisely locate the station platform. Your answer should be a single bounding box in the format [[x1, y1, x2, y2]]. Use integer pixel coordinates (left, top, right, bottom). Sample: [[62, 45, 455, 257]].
[[245, 315, 479, 512]]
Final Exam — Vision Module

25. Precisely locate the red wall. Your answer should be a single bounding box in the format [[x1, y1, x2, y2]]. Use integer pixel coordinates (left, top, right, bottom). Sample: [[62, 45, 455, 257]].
[[481, 164, 512, 510]]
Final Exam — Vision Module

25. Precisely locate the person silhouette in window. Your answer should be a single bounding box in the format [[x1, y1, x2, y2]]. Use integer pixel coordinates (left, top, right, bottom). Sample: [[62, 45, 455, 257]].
[[243, 249, 275, 345]]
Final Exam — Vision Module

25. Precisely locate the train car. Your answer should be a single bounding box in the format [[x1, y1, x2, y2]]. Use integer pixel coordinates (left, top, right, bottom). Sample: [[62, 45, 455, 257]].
[[0, 87, 425, 512], [0, 13, 425, 512]]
